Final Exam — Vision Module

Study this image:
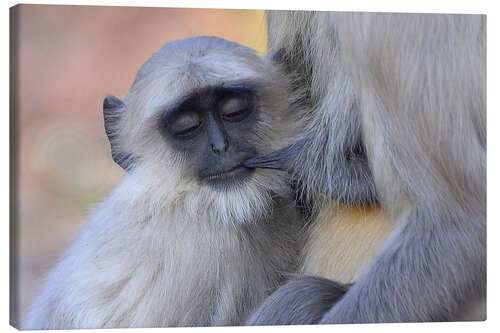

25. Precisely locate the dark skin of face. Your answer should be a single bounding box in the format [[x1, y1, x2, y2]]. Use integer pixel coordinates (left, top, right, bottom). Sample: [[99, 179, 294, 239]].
[[159, 84, 260, 190]]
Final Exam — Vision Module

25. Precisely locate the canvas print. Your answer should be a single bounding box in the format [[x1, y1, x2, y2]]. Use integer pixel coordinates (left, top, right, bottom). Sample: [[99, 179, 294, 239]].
[[10, 4, 486, 329]]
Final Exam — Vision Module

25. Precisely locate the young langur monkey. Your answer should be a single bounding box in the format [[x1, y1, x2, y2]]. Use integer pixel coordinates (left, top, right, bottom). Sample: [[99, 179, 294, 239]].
[[246, 12, 486, 324], [25, 36, 303, 329]]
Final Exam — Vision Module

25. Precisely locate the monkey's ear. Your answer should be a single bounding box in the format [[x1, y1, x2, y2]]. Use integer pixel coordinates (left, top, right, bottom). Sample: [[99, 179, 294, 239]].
[[103, 95, 134, 171]]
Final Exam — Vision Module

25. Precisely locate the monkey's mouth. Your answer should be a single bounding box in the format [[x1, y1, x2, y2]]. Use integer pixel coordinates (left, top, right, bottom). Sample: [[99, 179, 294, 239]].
[[202, 165, 254, 189]]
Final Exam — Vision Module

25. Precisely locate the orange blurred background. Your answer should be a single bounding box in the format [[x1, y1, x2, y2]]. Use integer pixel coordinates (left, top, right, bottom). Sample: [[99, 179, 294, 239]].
[[11, 4, 267, 325]]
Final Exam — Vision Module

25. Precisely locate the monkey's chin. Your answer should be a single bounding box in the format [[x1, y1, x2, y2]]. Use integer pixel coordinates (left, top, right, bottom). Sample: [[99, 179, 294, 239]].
[[202, 166, 255, 191], [196, 168, 285, 226]]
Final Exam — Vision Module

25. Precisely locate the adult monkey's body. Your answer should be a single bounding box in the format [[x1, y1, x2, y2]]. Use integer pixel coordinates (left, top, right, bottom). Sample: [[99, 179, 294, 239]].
[[246, 12, 486, 324]]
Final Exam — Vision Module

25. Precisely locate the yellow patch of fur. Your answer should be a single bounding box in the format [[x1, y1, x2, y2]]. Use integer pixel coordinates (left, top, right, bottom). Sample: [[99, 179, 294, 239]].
[[300, 202, 393, 283]]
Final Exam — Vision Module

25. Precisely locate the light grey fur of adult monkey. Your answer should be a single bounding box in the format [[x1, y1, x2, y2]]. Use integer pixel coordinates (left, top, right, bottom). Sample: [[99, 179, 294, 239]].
[[246, 12, 486, 324], [25, 36, 301, 329]]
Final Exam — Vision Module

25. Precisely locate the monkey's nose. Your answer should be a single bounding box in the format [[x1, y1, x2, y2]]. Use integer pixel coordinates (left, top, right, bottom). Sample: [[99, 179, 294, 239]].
[[211, 137, 229, 154]]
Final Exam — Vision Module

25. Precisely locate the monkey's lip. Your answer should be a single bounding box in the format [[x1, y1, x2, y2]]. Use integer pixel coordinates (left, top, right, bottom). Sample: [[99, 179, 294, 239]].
[[203, 165, 254, 185]]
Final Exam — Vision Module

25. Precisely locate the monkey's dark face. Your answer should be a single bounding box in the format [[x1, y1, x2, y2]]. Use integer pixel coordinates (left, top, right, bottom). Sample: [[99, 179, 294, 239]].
[[159, 85, 260, 190]]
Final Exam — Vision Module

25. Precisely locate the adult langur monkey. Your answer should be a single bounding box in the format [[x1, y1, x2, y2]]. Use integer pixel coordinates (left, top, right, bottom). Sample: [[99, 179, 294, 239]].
[[25, 36, 309, 329], [245, 12, 486, 324]]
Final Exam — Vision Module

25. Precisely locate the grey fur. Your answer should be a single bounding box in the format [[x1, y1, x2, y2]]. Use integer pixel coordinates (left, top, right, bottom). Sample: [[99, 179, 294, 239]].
[[248, 12, 486, 323], [25, 36, 302, 329], [244, 135, 378, 205], [246, 275, 349, 325], [268, 12, 379, 208]]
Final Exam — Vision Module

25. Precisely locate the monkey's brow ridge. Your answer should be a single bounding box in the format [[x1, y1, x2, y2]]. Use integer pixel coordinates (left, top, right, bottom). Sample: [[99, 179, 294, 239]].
[[163, 81, 260, 116]]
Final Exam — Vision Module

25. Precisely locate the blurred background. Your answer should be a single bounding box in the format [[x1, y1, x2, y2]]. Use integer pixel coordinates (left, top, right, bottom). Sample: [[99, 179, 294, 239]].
[[11, 4, 267, 325]]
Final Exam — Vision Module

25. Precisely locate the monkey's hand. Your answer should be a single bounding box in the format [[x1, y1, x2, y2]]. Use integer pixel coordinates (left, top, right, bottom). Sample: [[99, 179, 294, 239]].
[[245, 276, 349, 326], [243, 138, 378, 206], [244, 144, 295, 171]]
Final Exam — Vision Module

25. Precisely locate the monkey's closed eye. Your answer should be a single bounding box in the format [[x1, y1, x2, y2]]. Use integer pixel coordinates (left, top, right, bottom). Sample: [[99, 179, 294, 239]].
[[170, 113, 203, 139], [221, 98, 252, 122]]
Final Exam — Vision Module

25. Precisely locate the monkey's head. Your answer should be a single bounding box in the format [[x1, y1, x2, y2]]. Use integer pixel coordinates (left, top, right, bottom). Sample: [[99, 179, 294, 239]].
[[103, 36, 295, 223]]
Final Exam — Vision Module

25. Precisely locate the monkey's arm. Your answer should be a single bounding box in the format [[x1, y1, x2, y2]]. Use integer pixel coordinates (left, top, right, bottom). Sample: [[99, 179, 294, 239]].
[[247, 207, 485, 324], [245, 134, 485, 323], [244, 136, 378, 206], [318, 207, 485, 323], [244, 13, 378, 207], [246, 276, 349, 325]]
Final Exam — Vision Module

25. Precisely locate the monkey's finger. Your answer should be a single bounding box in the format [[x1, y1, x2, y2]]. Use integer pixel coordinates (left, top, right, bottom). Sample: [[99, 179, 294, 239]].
[[243, 146, 292, 170]]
